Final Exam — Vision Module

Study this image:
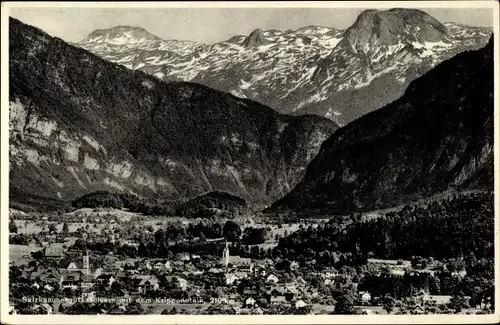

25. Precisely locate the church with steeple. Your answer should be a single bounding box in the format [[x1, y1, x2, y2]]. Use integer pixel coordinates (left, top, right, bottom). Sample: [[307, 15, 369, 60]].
[[221, 239, 230, 272]]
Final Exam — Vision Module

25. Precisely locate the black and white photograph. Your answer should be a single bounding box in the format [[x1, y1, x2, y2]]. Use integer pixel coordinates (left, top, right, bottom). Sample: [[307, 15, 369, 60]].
[[1, 1, 499, 323]]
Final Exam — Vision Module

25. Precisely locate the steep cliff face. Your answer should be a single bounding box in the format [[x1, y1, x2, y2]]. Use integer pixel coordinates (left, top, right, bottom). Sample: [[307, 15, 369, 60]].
[[9, 18, 337, 208], [269, 37, 494, 214]]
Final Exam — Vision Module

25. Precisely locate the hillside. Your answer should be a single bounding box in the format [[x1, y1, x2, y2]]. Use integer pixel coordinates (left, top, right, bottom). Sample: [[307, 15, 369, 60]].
[[269, 37, 494, 214], [8, 17, 338, 209]]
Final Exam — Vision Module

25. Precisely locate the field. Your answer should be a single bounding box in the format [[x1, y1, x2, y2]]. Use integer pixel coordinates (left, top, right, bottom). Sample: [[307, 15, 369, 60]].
[[14, 220, 103, 234]]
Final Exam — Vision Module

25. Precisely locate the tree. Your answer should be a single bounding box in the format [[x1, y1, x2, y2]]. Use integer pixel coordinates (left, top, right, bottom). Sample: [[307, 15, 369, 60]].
[[154, 229, 166, 244], [383, 295, 396, 314], [31, 250, 45, 262], [334, 292, 357, 315], [449, 291, 470, 313], [48, 223, 57, 233], [9, 220, 18, 234], [125, 301, 144, 314], [62, 222, 69, 235], [242, 227, 269, 245], [223, 221, 241, 242]]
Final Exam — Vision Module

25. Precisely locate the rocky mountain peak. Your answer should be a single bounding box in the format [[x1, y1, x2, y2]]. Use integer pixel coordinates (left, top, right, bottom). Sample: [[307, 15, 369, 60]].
[[242, 28, 269, 48], [80, 25, 163, 44], [345, 8, 450, 51]]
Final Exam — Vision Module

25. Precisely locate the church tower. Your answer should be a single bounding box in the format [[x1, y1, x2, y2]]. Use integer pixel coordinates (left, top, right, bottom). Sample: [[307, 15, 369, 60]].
[[221, 239, 230, 272], [83, 249, 90, 275]]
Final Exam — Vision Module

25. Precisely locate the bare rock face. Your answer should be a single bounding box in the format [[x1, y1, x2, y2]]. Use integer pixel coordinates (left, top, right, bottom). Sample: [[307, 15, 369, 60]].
[[269, 37, 494, 214], [242, 29, 269, 48], [344, 8, 450, 49], [9, 18, 337, 208]]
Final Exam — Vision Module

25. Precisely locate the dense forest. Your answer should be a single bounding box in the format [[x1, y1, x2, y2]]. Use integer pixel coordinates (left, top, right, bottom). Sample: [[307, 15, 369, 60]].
[[274, 191, 494, 263], [173, 191, 248, 218], [71, 190, 248, 218]]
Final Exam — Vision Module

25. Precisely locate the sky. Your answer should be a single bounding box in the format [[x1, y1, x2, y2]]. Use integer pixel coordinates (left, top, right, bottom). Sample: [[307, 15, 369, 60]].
[[9, 7, 495, 44]]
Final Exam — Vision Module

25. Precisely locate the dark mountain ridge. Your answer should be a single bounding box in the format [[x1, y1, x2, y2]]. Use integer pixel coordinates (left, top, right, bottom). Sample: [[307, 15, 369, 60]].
[[269, 36, 494, 214], [9, 17, 338, 209]]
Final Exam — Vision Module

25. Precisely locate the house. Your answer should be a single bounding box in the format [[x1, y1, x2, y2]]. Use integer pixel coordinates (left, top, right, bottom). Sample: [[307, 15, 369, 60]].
[[96, 274, 115, 287], [114, 270, 128, 281], [139, 259, 152, 270], [208, 267, 223, 273], [153, 261, 166, 271], [8, 304, 17, 315], [390, 269, 406, 276], [94, 267, 116, 278], [408, 305, 425, 314], [237, 262, 254, 274], [290, 261, 300, 270], [324, 278, 334, 285], [422, 294, 455, 305], [81, 275, 94, 289], [166, 276, 188, 291], [234, 271, 249, 279], [44, 245, 64, 260], [243, 289, 257, 296], [119, 259, 137, 270], [266, 274, 279, 284], [121, 240, 139, 248], [225, 273, 240, 286], [321, 268, 339, 279], [60, 272, 82, 290], [138, 278, 160, 293], [416, 269, 436, 276], [102, 267, 118, 274], [254, 307, 264, 315], [287, 285, 300, 294], [66, 261, 88, 274], [295, 276, 307, 287], [245, 297, 256, 306], [182, 264, 202, 276], [30, 267, 62, 284], [28, 239, 39, 247], [295, 299, 307, 308], [229, 255, 252, 266], [81, 289, 96, 301], [254, 264, 267, 277], [415, 289, 429, 297], [93, 268, 103, 279], [270, 295, 287, 305], [359, 291, 372, 302], [43, 283, 55, 292], [269, 287, 285, 297], [451, 270, 467, 278]]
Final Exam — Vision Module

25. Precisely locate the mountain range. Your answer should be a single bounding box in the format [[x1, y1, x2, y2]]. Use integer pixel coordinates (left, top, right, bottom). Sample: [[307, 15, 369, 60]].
[[77, 8, 491, 126], [269, 37, 494, 214], [9, 17, 337, 209], [8, 11, 494, 214]]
